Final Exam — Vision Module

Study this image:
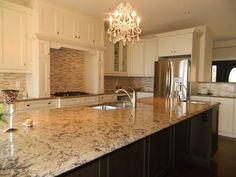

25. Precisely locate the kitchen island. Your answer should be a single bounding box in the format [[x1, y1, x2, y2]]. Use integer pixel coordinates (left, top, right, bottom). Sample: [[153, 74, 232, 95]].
[[0, 97, 219, 177]]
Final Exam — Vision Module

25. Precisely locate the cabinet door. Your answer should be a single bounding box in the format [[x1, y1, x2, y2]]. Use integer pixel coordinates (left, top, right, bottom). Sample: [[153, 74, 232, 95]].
[[158, 37, 174, 57], [77, 17, 90, 43], [174, 34, 192, 56], [144, 41, 158, 76], [210, 98, 234, 136], [130, 42, 145, 76], [108, 139, 146, 177], [149, 127, 173, 177], [39, 59, 50, 97], [0, 8, 26, 70], [174, 119, 190, 164], [90, 22, 104, 46], [62, 13, 77, 41], [40, 6, 62, 37]]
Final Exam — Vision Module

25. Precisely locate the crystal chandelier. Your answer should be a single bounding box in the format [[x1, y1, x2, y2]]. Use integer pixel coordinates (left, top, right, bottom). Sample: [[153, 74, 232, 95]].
[[107, 2, 142, 45]]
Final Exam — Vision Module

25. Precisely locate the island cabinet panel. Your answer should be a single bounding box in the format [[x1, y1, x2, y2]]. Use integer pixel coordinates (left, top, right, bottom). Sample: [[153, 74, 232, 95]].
[[107, 139, 147, 177], [173, 119, 190, 164], [187, 106, 219, 167], [148, 127, 173, 177]]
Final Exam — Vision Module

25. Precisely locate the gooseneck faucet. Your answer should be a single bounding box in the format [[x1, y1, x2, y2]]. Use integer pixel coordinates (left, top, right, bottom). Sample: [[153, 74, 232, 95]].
[[115, 87, 137, 108]]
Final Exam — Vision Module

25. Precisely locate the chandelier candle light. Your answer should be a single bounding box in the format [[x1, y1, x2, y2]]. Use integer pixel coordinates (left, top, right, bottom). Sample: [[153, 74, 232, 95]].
[[107, 2, 141, 45]]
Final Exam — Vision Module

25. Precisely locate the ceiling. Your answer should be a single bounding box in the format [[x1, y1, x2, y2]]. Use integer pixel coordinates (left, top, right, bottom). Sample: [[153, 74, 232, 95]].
[[43, 0, 236, 41]]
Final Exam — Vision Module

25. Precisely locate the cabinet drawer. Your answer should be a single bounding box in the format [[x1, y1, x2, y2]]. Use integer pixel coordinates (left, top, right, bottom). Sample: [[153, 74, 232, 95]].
[[81, 97, 98, 105], [190, 96, 211, 102], [60, 98, 82, 107], [16, 99, 58, 111], [98, 95, 117, 103]]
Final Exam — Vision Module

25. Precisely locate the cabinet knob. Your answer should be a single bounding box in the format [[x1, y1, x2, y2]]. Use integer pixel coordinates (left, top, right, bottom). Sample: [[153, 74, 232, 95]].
[[57, 32, 60, 35], [78, 36, 80, 39], [48, 102, 51, 105], [93, 39, 95, 43], [24, 63, 26, 66], [75, 36, 77, 38], [26, 104, 30, 107]]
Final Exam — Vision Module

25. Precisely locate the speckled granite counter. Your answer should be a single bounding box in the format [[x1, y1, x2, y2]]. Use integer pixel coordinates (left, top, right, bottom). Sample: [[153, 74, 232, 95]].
[[0, 97, 219, 177]]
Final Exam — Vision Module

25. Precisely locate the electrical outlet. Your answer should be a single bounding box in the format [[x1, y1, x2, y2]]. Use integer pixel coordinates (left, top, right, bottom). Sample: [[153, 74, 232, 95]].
[[16, 80, 21, 88]]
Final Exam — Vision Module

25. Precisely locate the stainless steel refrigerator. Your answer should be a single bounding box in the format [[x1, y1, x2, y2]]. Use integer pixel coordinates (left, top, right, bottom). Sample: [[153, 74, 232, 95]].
[[154, 57, 190, 101]]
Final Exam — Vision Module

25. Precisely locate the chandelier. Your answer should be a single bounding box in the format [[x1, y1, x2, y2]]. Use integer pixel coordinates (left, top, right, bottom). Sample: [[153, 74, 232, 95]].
[[107, 2, 142, 45]]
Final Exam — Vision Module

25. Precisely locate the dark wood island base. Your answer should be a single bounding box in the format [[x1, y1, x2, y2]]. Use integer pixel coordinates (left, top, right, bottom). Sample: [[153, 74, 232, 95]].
[[59, 106, 219, 177]]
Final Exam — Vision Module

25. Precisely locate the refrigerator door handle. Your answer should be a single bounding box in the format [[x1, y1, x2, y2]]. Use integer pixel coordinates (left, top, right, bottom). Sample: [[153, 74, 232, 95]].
[[166, 62, 171, 98], [169, 61, 172, 98]]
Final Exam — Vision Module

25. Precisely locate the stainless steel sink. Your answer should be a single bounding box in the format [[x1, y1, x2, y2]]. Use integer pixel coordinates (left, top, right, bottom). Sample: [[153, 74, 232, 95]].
[[91, 101, 132, 110]]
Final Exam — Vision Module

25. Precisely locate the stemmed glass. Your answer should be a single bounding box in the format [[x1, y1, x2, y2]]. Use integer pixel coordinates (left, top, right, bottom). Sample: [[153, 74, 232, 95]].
[[1, 90, 19, 132]]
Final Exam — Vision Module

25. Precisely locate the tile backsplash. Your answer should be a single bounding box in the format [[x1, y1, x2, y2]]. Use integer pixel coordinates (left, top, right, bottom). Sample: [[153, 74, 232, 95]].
[[0, 73, 26, 101], [104, 76, 154, 93], [50, 48, 85, 94], [191, 82, 236, 97]]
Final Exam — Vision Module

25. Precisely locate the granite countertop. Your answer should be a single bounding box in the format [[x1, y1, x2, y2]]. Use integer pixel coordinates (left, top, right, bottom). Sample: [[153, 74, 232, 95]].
[[0, 97, 219, 177]]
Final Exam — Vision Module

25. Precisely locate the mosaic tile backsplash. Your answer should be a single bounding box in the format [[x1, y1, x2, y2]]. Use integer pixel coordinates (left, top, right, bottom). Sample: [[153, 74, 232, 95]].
[[104, 76, 154, 93], [50, 48, 85, 94], [191, 82, 236, 97], [0, 73, 26, 101]]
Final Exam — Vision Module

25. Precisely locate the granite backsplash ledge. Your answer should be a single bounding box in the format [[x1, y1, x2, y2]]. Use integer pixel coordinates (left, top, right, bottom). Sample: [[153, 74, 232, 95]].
[[191, 82, 236, 97], [104, 76, 154, 93]]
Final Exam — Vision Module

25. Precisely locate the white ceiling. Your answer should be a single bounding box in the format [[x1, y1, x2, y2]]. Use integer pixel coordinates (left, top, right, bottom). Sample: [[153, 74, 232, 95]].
[[43, 0, 236, 41]]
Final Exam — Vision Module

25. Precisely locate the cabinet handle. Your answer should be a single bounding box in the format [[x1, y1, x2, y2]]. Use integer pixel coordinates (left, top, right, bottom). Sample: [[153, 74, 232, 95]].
[[26, 104, 30, 107], [75, 36, 77, 38], [174, 50, 176, 53], [24, 63, 26, 66], [48, 102, 51, 105], [57, 32, 60, 35], [78, 36, 80, 39], [93, 39, 95, 43]]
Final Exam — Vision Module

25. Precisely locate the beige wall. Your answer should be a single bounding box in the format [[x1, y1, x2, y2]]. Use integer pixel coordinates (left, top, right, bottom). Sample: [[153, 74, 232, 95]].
[[213, 39, 236, 61], [50, 48, 85, 94]]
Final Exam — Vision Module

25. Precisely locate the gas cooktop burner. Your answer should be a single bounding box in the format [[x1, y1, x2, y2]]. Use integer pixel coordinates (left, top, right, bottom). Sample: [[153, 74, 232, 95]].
[[54, 91, 89, 97]]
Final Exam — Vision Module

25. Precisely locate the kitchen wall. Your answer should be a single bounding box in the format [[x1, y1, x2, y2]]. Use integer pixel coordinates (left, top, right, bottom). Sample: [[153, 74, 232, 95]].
[[50, 48, 85, 94], [191, 82, 236, 97], [104, 76, 154, 93], [0, 73, 26, 101]]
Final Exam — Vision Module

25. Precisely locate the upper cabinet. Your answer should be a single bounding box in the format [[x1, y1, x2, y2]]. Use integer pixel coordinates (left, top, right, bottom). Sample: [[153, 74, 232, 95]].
[[157, 31, 193, 57], [0, 1, 32, 73], [104, 36, 158, 77], [104, 37, 129, 76], [35, 1, 104, 49]]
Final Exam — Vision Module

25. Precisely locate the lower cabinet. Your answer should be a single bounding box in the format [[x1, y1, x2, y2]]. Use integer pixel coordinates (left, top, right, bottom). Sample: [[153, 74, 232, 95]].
[[59, 107, 218, 177], [173, 119, 190, 164], [148, 127, 173, 177]]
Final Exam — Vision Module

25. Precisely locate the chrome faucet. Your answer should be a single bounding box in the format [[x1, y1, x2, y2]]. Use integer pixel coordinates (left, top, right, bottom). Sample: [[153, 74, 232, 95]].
[[176, 83, 188, 101], [115, 87, 137, 108]]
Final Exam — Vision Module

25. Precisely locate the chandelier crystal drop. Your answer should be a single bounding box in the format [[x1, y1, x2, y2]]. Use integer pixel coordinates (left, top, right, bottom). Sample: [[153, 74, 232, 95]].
[[107, 2, 142, 45]]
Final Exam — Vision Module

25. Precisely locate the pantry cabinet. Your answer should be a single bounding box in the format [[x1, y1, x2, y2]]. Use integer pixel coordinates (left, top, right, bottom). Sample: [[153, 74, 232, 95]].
[[144, 40, 158, 76], [0, 2, 32, 73]]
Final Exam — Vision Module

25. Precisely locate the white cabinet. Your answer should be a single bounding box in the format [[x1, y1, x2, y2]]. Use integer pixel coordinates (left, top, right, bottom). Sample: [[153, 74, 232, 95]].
[[137, 92, 153, 98], [211, 97, 234, 137], [191, 95, 236, 138], [84, 50, 104, 94], [39, 5, 62, 38], [158, 33, 192, 57], [0, 2, 31, 73], [35, 2, 104, 48], [16, 99, 58, 112], [27, 40, 51, 98], [129, 42, 145, 76], [144, 40, 158, 77], [39, 58, 50, 97], [104, 39, 129, 76]]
